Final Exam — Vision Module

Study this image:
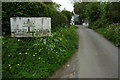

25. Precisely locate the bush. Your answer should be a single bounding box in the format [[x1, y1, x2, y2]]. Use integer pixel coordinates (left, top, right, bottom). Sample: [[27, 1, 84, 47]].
[[89, 18, 110, 29], [2, 26, 78, 79], [2, 2, 69, 36], [61, 10, 72, 24], [50, 11, 69, 28], [96, 23, 120, 47]]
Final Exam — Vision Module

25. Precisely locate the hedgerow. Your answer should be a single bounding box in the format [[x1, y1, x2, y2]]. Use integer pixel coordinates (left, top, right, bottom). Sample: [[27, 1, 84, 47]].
[[2, 2, 69, 35], [2, 26, 78, 79], [96, 23, 120, 47]]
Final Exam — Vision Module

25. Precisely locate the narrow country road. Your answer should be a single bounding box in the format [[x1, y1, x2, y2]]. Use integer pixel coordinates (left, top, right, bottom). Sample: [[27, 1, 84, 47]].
[[50, 25, 118, 78]]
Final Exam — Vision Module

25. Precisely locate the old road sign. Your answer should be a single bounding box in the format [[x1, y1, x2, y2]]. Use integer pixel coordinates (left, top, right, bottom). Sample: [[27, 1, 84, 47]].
[[10, 17, 51, 37]]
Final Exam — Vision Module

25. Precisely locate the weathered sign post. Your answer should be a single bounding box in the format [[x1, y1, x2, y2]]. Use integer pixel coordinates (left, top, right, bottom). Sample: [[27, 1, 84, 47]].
[[10, 17, 51, 37]]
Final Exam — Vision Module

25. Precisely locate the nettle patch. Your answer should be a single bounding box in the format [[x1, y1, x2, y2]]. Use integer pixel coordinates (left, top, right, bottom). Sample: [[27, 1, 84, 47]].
[[2, 26, 78, 78]]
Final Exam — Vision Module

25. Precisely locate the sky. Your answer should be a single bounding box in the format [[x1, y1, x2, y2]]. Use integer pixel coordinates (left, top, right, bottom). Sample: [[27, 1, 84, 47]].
[[52, 0, 74, 12]]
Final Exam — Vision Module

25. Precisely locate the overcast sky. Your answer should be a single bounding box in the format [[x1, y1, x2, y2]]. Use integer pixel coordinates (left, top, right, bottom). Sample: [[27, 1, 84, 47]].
[[51, 0, 120, 12], [52, 0, 74, 12]]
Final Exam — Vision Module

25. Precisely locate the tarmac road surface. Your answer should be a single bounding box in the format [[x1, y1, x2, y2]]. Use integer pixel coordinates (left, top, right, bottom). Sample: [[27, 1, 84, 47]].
[[50, 25, 118, 78]]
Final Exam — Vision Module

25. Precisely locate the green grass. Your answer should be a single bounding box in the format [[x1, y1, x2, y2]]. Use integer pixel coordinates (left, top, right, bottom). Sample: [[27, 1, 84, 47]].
[[2, 26, 78, 79], [96, 23, 120, 47]]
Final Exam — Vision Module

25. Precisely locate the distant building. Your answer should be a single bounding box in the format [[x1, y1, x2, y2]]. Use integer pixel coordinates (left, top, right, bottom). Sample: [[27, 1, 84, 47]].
[[82, 19, 89, 27], [70, 11, 79, 25], [70, 16, 75, 25], [82, 22, 89, 27]]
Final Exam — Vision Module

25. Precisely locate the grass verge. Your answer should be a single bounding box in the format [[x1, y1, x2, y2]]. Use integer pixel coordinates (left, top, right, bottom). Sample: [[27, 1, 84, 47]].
[[95, 23, 120, 47], [2, 26, 78, 79]]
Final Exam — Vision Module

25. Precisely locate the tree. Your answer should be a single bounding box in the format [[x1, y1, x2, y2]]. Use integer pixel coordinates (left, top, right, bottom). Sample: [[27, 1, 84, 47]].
[[61, 10, 72, 24], [44, 2, 61, 11], [85, 3, 101, 23], [73, 1, 120, 29], [105, 2, 120, 23], [74, 2, 89, 24]]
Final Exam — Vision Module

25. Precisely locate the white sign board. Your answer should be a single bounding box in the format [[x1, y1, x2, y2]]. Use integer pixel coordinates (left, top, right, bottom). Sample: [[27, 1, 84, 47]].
[[10, 17, 51, 37]]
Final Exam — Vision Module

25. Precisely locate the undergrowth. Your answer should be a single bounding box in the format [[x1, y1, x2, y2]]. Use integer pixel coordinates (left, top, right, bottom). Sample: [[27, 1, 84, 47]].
[[96, 23, 120, 47], [2, 26, 78, 79]]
